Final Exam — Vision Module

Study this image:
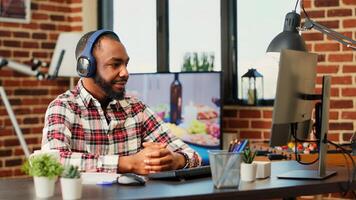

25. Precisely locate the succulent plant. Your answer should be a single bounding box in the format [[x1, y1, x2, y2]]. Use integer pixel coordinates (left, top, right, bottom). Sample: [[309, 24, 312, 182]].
[[243, 148, 257, 164], [61, 165, 81, 179]]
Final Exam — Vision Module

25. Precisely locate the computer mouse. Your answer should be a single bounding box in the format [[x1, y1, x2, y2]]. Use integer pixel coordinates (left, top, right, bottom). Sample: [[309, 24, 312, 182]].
[[117, 173, 146, 186]]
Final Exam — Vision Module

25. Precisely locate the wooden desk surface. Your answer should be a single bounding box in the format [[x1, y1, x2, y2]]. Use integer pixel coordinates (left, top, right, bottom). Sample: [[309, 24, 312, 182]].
[[0, 161, 355, 200]]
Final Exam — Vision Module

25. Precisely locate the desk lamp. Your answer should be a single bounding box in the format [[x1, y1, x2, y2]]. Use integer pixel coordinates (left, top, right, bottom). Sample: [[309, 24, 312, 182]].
[[267, 0, 355, 180]]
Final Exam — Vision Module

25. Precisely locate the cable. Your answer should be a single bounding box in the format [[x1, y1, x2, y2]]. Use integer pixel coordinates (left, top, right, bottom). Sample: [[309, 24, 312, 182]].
[[301, 0, 310, 19], [291, 123, 319, 165], [327, 140, 356, 197], [294, 0, 300, 12]]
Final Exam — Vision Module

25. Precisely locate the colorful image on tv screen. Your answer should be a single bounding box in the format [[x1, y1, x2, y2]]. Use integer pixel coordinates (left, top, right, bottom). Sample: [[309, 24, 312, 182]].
[[126, 72, 221, 149]]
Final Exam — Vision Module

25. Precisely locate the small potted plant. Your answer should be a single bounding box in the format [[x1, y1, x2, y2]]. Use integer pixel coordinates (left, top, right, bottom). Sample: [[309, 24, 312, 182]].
[[240, 148, 257, 182], [21, 154, 63, 198], [60, 165, 82, 200]]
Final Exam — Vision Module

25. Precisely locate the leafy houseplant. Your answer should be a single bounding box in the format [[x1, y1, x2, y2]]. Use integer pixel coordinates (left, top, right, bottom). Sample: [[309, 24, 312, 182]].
[[241, 148, 257, 182], [60, 165, 82, 200], [21, 154, 63, 198]]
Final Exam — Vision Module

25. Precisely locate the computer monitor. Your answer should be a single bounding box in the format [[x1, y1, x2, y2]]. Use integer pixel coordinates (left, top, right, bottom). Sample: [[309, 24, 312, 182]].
[[270, 49, 317, 147], [270, 49, 336, 180], [126, 72, 222, 165]]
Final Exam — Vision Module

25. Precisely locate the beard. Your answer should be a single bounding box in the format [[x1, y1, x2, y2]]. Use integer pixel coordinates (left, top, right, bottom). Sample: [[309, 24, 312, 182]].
[[94, 73, 127, 100]]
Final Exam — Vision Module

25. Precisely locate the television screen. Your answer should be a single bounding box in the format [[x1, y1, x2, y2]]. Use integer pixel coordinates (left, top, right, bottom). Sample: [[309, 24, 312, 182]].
[[126, 72, 221, 165]]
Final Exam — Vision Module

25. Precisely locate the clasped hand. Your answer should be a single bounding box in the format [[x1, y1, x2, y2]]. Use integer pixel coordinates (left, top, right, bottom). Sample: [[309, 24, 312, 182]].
[[130, 142, 185, 175]]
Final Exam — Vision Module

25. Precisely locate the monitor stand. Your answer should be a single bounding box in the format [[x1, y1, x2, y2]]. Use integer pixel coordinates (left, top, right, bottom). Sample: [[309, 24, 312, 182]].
[[278, 76, 337, 180]]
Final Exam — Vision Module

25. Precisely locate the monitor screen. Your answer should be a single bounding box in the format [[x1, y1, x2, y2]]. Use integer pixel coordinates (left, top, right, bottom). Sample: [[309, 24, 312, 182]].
[[270, 49, 318, 147], [126, 72, 221, 164]]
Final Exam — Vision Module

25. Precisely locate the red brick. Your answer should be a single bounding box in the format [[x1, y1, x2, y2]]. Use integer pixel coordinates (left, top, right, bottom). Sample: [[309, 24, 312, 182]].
[[33, 107, 47, 114], [327, 9, 352, 17], [251, 121, 272, 129], [343, 19, 356, 28], [32, 51, 48, 58], [57, 6, 71, 12], [5, 159, 22, 167], [314, 43, 340, 52], [315, 0, 339, 7], [3, 40, 21, 47], [0, 50, 11, 57], [13, 168, 26, 176], [343, 0, 356, 4], [23, 117, 39, 124], [223, 109, 237, 118], [41, 42, 56, 49], [58, 25, 71, 31], [13, 51, 29, 58], [71, 26, 82, 32], [228, 119, 249, 129], [342, 133, 353, 142], [71, 7, 82, 12], [316, 65, 339, 74], [0, 170, 12, 177], [329, 122, 353, 130], [342, 88, 356, 96], [302, 33, 324, 41], [67, 0, 82, 3], [68, 16, 82, 22], [40, 23, 56, 31], [32, 13, 49, 20], [50, 14, 65, 21], [0, 149, 12, 157], [341, 112, 356, 119], [263, 110, 272, 118], [301, 10, 325, 18], [14, 108, 31, 115], [14, 89, 48, 96], [0, 30, 11, 37], [39, 4, 57, 12], [49, 33, 59, 40], [21, 80, 39, 86], [22, 23, 39, 29], [239, 110, 261, 118], [240, 131, 262, 139], [4, 139, 20, 147], [329, 111, 338, 120], [327, 133, 340, 142], [32, 32, 47, 40], [50, 0, 66, 3], [25, 137, 38, 145], [342, 65, 356, 73], [22, 41, 39, 48], [328, 54, 353, 62], [0, 22, 20, 28], [317, 54, 326, 62], [330, 100, 353, 108]]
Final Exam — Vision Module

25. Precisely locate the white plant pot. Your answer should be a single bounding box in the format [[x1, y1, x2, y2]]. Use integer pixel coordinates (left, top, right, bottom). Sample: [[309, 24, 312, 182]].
[[240, 162, 257, 182], [33, 176, 57, 198], [60, 177, 82, 200]]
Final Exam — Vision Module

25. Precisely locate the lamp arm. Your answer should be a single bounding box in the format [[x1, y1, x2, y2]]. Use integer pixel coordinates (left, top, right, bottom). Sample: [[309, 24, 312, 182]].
[[304, 19, 356, 50]]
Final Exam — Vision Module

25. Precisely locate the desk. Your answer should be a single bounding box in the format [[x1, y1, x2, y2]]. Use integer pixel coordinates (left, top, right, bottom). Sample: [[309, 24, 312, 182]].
[[0, 161, 354, 200]]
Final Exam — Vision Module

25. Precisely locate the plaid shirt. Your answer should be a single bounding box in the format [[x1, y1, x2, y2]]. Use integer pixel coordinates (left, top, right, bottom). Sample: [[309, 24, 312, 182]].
[[42, 79, 201, 172]]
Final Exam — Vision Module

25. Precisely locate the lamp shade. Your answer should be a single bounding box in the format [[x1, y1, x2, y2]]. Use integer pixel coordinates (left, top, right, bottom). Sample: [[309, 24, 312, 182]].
[[267, 11, 307, 52]]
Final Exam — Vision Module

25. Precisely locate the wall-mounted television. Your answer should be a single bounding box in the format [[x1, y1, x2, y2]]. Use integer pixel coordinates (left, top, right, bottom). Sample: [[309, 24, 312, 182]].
[[126, 72, 222, 165]]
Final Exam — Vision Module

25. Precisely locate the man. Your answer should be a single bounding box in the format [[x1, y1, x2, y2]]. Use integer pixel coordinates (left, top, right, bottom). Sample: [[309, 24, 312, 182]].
[[41, 30, 201, 174]]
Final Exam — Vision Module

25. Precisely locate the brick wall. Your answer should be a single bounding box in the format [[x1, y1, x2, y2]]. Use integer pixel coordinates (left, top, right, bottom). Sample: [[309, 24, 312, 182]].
[[223, 0, 356, 147], [0, 0, 82, 178]]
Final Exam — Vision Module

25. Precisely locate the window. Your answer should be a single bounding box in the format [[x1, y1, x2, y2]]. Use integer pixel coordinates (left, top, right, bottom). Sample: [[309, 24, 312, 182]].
[[237, 0, 300, 99], [113, 0, 157, 73], [169, 0, 221, 72]]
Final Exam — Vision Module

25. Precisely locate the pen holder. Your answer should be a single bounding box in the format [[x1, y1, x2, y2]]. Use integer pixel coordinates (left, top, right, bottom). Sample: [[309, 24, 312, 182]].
[[208, 150, 242, 189]]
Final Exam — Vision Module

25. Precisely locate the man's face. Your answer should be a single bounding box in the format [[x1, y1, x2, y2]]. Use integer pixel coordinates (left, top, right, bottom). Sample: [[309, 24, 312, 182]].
[[93, 37, 130, 100]]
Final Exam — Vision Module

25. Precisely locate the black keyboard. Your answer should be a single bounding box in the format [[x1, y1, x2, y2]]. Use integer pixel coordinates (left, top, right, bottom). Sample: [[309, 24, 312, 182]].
[[147, 166, 211, 180]]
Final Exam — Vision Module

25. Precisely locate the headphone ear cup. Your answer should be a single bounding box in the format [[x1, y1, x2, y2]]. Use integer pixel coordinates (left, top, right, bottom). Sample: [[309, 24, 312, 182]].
[[77, 57, 91, 77]]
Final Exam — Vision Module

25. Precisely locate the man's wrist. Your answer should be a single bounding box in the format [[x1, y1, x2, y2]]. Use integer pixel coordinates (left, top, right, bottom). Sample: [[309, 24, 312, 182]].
[[118, 155, 133, 173], [175, 152, 189, 169]]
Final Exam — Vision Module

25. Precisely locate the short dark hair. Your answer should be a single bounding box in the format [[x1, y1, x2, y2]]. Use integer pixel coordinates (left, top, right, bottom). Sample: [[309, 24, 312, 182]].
[[75, 31, 121, 60]]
